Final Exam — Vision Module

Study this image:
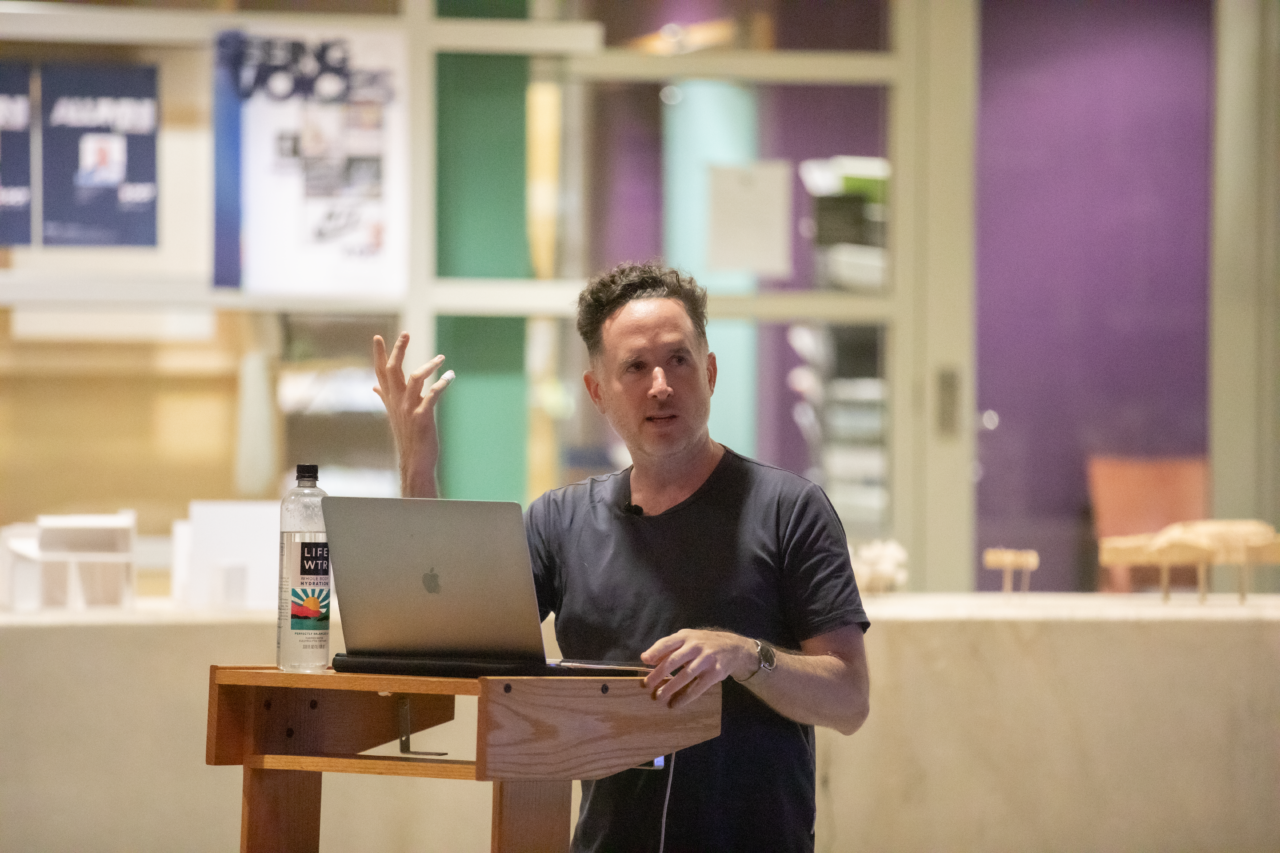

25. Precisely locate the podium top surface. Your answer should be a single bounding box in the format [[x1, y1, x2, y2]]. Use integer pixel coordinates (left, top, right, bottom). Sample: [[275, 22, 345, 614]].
[[212, 665, 661, 697]]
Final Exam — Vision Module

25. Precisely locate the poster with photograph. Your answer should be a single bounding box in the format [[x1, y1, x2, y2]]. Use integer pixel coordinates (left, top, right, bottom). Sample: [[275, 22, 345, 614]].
[[214, 29, 407, 297], [41, 64, 158, 246], [0, 63, 32, 246]]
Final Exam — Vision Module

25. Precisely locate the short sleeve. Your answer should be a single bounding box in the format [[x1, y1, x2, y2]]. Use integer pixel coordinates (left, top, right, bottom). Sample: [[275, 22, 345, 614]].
[[779, 483, 869, 641], [523, 495, 561, 622]]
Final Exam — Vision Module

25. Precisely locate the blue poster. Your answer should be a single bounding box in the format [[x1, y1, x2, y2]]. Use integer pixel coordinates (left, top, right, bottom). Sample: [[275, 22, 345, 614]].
[[212, 32, 243, 287], [0, 63, 32, 246], [41, 64, 157, 246]]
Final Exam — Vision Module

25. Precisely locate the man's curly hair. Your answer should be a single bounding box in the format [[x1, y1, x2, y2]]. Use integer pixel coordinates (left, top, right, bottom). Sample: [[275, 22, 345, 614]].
[[576, 262, 708, 360]]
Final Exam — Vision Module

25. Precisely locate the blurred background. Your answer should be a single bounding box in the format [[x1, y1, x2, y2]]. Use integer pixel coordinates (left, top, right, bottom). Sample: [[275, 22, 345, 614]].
[[0, 0, 1271, 595], [1, 1, 1278, 851]]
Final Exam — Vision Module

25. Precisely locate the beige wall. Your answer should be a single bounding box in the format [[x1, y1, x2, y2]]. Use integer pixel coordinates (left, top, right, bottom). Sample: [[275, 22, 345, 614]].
[[0, 310, 270, 534]]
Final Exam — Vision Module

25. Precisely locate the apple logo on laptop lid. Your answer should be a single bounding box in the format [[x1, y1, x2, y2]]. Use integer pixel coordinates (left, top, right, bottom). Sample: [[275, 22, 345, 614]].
[[422, 568, 441, 594]]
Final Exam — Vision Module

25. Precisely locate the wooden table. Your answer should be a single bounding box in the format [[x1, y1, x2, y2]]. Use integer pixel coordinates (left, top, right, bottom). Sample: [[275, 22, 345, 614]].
[[205, 666, 721, 853]]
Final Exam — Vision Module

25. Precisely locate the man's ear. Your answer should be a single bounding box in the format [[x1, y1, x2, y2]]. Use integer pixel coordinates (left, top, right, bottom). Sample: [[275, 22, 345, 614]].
[[583, 369, 606, 413], [706, 351, 717, 396]]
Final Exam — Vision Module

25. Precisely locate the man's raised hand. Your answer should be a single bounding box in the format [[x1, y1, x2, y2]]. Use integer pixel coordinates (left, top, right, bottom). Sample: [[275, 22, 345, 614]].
[[372, 333, 453, 498]]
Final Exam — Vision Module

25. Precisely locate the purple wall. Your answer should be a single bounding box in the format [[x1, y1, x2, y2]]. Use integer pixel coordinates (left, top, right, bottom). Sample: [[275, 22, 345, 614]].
[[976, 0, 1213, 590], [589, 83, 664, 271]]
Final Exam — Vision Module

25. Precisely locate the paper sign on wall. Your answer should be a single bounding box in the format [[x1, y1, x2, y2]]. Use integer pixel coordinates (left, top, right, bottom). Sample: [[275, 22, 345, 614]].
[[0, 63, 32, 246], [707, 161, 793, 278], [214, 30, 407, 297], [41, 64, 158, 246]]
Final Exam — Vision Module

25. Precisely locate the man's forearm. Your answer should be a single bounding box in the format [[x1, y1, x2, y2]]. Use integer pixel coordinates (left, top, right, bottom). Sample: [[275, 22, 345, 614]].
[[642, 626, 870, 735], [737, 640, 869, 736], [400, 459, 439, 499]]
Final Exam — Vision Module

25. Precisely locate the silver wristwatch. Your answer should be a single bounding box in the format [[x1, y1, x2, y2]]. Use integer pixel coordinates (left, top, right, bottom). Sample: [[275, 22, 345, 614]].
[[741, 639, 777, 682]]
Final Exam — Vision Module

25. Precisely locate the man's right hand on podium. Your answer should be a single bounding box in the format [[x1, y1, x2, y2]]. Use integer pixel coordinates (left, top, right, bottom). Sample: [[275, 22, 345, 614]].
[[372, 332, 454, 499]]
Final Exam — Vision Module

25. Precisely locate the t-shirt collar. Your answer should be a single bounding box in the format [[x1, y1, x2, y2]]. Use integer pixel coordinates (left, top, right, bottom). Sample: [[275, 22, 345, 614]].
[[615, 446, 737, 519]]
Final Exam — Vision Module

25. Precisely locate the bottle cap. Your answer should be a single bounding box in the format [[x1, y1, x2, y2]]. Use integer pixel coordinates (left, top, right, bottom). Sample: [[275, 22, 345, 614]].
[[296, 464, 319, 481]]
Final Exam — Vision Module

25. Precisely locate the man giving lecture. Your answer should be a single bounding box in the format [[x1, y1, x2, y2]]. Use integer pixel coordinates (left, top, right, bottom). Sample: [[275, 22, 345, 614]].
[[373, 262, 870, 853]]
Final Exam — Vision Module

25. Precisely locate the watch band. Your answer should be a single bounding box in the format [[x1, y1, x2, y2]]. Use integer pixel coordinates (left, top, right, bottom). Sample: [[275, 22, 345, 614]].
[[739, 639, 776, 683]]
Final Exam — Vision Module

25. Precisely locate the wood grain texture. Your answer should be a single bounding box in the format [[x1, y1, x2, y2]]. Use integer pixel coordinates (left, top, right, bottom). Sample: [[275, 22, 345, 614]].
[[246, 753, 478, 781], [207, 666, 250, 765], [476, 677, 721, 781], [248, 686, 456, 758], [209, 668, 455, 766], [241, 767, 321, 853], [491, 781, 571, 853], [214, 666, 482, 696]]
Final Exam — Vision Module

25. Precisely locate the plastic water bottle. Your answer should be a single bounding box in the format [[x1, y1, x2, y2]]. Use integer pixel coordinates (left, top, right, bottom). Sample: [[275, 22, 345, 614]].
[[278, 464, 330, 672]]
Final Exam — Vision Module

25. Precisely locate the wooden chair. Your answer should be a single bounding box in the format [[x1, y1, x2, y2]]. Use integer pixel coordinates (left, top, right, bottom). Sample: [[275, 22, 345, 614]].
[[1087, 456, 1207, 592]]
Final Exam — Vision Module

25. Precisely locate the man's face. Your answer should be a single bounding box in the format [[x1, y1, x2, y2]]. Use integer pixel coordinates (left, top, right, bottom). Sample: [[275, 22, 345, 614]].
[[584, 298, 717, 466]]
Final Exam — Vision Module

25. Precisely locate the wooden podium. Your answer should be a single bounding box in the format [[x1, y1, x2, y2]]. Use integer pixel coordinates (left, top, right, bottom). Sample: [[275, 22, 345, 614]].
[[206, 666, 722, 853]]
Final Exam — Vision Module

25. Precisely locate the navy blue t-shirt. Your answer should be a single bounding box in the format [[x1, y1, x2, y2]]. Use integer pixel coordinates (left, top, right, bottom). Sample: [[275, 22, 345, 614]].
[[525, 448, 868, 853]]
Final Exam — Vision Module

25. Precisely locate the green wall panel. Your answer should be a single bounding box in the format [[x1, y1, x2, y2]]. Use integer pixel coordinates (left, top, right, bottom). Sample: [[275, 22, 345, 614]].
[[436, 316, 527, 503], [436, 0, 527, 18], [435, 52, 530, 503], [436, 53, 532, 278]]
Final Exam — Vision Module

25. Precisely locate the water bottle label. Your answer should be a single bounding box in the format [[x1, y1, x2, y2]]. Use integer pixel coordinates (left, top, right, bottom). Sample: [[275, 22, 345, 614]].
[[288, 540, 330, 634]]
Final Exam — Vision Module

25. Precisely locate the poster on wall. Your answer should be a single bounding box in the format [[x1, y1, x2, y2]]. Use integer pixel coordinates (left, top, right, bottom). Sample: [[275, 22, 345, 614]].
[[214, 30, 407, 297], [41, 64, 158, 246], [0, 63, 32, 246]]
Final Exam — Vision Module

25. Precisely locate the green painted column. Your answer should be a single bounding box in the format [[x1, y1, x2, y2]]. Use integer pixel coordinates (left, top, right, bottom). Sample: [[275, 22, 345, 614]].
[[436, 53, 532, 279], [435, 317, 527, 501], [436, 0, 526, 18], [435, 50, 531, 502]]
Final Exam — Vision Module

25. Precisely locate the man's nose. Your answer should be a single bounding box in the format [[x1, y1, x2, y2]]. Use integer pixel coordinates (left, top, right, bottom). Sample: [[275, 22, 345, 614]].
[[649, 367, 673, 398]]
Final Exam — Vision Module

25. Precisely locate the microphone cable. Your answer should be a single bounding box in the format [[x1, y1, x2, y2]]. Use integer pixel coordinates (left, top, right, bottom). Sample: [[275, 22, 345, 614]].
[[658, 749, 676, 853]]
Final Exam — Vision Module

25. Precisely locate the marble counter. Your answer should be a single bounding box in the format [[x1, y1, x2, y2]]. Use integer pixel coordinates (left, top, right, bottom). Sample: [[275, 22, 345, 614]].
[[818, 593, 1280, 853], [862, 590, 1280, 621], [0, 605, 498, 853], [3, 594, 1277, 852]]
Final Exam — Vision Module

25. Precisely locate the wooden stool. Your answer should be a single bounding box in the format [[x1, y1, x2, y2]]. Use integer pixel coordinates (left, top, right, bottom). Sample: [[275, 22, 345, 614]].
[[982, 548, 1040, 592]]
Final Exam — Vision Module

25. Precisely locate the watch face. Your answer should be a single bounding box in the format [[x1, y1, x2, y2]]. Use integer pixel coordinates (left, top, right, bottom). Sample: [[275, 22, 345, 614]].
[[759, 641, 777, 670]]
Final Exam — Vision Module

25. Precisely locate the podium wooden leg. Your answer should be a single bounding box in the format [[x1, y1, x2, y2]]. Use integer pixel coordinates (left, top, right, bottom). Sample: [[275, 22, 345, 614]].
[[241, 767, 322, 853], [491, 780, 571, 853]]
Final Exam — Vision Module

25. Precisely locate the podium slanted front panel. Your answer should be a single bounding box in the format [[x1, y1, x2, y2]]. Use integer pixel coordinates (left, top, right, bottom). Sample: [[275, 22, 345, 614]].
[[476, 677, 722, 781]]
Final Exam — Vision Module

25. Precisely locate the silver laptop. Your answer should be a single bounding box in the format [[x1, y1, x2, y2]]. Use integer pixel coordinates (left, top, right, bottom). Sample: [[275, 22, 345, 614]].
[[322, 496, 649, 677]]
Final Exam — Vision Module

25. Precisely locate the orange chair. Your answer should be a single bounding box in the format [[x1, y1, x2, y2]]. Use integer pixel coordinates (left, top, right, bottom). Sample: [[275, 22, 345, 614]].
[[1087, 456, 1208, 592]]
